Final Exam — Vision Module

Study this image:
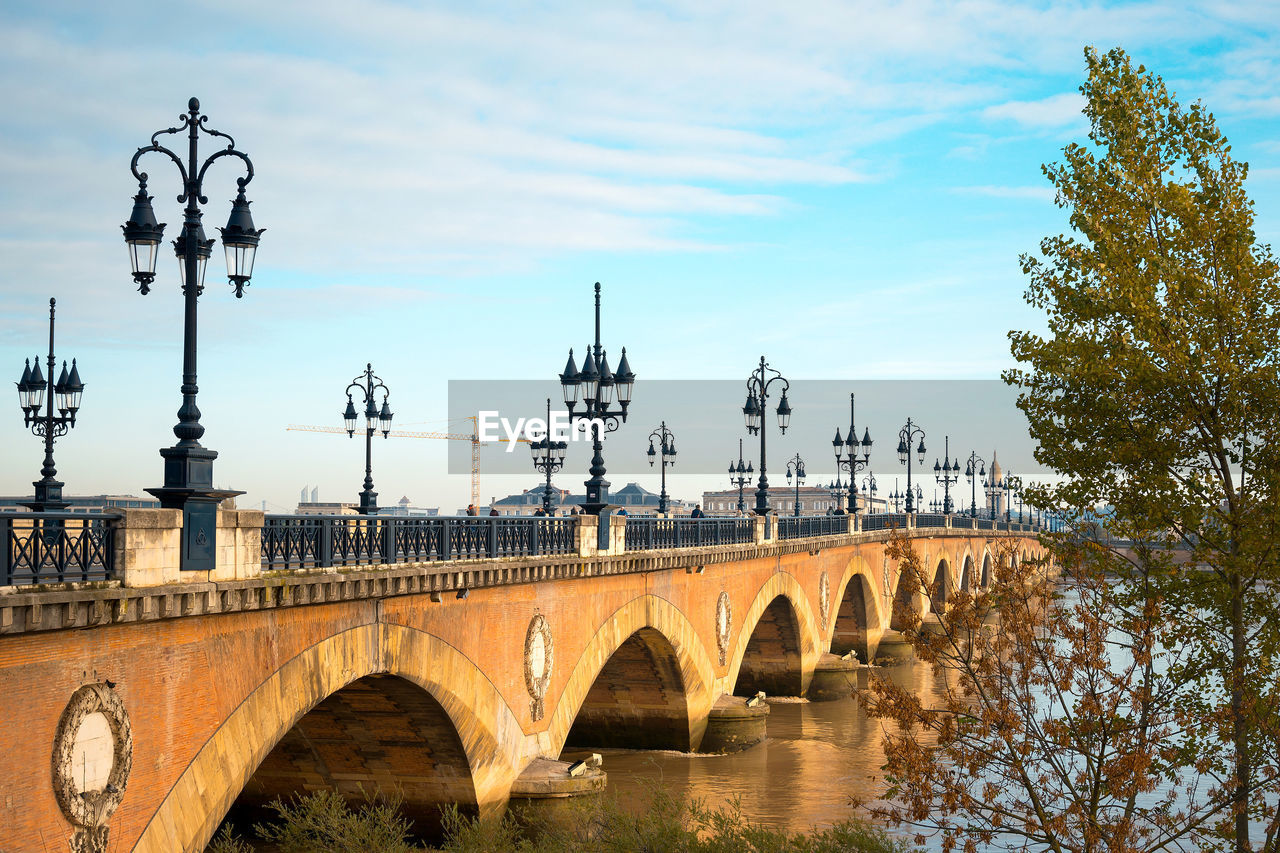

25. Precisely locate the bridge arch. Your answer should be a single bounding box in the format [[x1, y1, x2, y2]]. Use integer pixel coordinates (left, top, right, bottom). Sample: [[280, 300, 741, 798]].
[[829, 558, 883, 663], [930, 558, 952, 615], [960, 554, 974, 592], [133, 623, 522, 853], [980, 551, 993, 588], [545, 594, 716, 757], [727, 572, 821, 697]]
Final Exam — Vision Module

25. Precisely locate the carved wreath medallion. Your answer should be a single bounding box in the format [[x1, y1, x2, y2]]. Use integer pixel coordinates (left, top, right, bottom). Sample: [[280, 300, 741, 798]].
[[819, 571, 831, 630], [52, 683, 132, 853], [716, 591, 732, 666], [524, 614, 554, 722]]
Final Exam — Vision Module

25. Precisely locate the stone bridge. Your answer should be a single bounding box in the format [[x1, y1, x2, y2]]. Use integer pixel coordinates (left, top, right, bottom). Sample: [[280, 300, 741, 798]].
[[0, 510, 1044, 852]]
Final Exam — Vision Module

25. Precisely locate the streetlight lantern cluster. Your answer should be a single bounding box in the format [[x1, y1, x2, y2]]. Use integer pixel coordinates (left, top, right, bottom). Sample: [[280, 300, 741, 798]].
[[743, 356, 791, 515], [832, 392, 872, 515], [785, 453, 806, 517], [963, 451, 987, 518], [729, 439, 754, 515], [343, 363, 393, 515], [14, 299, 85, 512], [530, 398, 568, 515], [557, 282, 634, 515], [933, 435, 960, 514], [646, 421, 677, 515], [895, 418, 926, 513]]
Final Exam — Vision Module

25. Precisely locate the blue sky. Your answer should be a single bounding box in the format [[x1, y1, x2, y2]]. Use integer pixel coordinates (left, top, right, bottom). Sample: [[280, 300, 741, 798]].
[[2, 1, 1278, 512]]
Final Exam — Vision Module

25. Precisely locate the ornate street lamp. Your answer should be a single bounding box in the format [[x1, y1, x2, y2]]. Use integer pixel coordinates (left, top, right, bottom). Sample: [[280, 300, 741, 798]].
[[861, 473, 878, 514], [646, 421, 677, 515], [785, 453, 806, 517], [123, 98, 263, 568], [342, 364, 393, 514], [743, 356, 791, 515], [1004, 473, 1022, 522], [728, 439, 754, 516], [895, 417, 926, 513], [827, 477, 847, 512], [557, 282, 634, 515], [932, 435, 960, 514], [888, 478, 903, 513], [15, 298, 85, 512], [984, 470, 1001, 520], [832, 392, 872, 515], [963, 451, 987, 519], [529, 398, 567, 515]]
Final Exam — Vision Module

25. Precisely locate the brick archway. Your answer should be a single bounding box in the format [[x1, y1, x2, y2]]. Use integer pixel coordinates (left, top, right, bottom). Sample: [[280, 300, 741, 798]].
[[726, 573, 821, 698], [133, 623, 520, 853], [829, 557, 881, 662], [544, 594, 716, 757]]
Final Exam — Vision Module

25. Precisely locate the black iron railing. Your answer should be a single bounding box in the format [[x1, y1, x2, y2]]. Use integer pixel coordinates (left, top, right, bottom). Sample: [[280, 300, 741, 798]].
[[862, 513, 908, 532], [624, 517, 755, 551], [776, 515, 849, 540], [261, 515, 577, 571], [915, 513, 948, 528], [2, 512, 116, 585]]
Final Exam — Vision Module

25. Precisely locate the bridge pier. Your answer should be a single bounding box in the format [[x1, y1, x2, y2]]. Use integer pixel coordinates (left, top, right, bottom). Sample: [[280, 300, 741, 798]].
[[698, 694, 770, 753], [807, 653, 869, 701]]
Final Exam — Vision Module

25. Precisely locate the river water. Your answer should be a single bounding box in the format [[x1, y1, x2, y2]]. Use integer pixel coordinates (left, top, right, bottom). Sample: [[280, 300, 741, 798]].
[[587, 658, 940, 840]]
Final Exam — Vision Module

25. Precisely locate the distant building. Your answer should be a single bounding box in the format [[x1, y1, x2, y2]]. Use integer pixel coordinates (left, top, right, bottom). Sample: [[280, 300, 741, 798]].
[[699, 485, 888, 516], [381, 496, 439, 517], [294, 501, 359, 516], [487, 482, 693, 516], [0, 494, 161, 514]]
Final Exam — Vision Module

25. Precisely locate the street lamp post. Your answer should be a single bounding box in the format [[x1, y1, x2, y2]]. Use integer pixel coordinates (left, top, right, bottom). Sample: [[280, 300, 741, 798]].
[[530, 398, 567, 515], [861, 474, 878, 513], [827, 478, 847, 513], [984, 471, 1001, 520], [123, 98, 263, 569], [932, 435, 960, 514], [15, 298, 85, 513], [342, 364, 393, 515], [1004, 474, 1022, 522], [832, 393, 872, 515], [646, 421, 677, 515], [728, 438, 754, 516], [742, 356, 792, 515], [557, 283, 634, 515], [895, 417, 927, 513], [962, 452, 987, 518], [889, 479, 903, 513], [785, 453, 806, 517]]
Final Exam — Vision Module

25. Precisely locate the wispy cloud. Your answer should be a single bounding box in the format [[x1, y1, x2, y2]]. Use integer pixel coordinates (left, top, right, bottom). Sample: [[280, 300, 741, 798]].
[[951, 185, 1055, 202], [982, 93, 1086, 129]]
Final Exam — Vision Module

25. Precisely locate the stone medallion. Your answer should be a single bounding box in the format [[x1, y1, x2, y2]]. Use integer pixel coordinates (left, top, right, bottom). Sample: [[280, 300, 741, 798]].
[[52, 683, 132, 853], [819, 571, 830, 630], [524, 614, 554, 722], [716, 591, 732, 666]]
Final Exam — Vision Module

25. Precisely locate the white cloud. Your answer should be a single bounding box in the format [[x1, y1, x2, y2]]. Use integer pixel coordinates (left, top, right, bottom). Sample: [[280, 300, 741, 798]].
[[951, 185, 1055, 202], [982, 93, 1086, 128]]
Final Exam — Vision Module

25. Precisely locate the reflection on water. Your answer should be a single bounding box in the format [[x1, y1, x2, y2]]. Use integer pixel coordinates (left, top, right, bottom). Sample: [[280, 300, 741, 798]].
[[589, 658, 942, 836]]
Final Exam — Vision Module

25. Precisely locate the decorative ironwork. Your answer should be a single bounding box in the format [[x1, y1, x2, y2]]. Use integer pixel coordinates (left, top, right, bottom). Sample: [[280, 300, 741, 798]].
[[623, 517, 754, 551], [2, 513, 116, 585], [260, 515, 577, 571], [15, 299, 85, 512], [341, 363, 393, 515], [742, 355, 791, 515], [776, 514, 847, 540], [832, 393, 872, 515], [646, 421, 677, 515]]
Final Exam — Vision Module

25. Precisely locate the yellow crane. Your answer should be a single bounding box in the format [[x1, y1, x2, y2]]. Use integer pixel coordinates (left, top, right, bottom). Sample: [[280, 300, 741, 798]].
[[285, 416, 528, 509]]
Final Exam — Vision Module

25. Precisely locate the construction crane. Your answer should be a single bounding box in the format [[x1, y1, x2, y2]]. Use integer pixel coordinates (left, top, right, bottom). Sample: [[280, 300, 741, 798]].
[[286, 416, 528, 509]]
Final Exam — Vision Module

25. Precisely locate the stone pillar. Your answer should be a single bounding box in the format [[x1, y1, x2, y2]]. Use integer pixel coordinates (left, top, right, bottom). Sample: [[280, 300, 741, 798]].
[[808, 653, 869, 701], [506, 756, 606, 828], [575, 515, 597, 558], [116, 507, 263, 587], [753, 514, 770, 544], [115, 508, 183, 587], [699, 694, 769, 753], [212, 510, 264, 581]]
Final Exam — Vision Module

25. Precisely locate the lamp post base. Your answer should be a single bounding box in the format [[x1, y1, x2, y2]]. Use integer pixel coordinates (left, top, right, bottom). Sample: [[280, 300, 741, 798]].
[[147, 445, 244, 572], [581, 477, 611, 516], [22, 478, 68, 513]]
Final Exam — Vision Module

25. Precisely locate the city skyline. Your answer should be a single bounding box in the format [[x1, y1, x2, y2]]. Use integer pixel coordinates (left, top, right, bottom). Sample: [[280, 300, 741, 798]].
[[2, 1, 1278, 512]]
